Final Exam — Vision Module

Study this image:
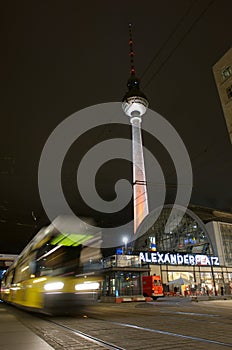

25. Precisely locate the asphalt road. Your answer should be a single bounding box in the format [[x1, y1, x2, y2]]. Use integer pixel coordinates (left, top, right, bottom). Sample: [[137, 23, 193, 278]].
[[4, 298, 232, 349]]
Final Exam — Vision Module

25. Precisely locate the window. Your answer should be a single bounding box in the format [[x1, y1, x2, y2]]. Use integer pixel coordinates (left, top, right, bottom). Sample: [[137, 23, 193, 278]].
[[222, 66, 232, 80], [226, 86, 232, 100], [14, 253, 36, 283], [36, 245, 81, 277], [220, 223, 232, 264]]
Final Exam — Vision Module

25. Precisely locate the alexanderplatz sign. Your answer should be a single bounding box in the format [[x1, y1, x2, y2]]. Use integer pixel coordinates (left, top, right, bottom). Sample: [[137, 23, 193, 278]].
[[139, 252, 220, 266]]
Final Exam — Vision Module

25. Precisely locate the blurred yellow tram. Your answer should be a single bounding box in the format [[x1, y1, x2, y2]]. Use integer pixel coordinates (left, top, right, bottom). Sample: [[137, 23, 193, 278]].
[[1, 218, 103, 314]]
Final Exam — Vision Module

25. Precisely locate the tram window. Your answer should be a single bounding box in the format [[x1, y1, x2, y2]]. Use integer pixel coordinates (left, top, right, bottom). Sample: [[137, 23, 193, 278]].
[[15, 261, 30, 282], [4, 269, 14, 286], [36, 245, 81, 276], [14, 253, 36, 282]]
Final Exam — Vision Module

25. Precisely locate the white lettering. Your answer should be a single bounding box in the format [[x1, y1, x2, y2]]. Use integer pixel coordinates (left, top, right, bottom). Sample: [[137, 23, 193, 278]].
[[157, 253, 164, 264], [145, 252, 151, 263], [151, 253, 157, 263], [183, 255, 189, 265], [211, 257, 220, 266], [195, 255, 201, 265], [189, 255, 195, 265], [139, 252, 146, 262], [163, 253, 170, 264], [170, 254, 177, 264], [201, 255, 208, 265], [138, 252, 220, 266], [177, 254, 183, 264]]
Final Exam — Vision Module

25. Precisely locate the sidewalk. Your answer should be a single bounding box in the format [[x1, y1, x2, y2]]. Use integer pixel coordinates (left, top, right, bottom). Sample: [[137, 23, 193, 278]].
[[159, 294, 232, 302], [0, 301, 53, 350], [189, 294, 232, 302]]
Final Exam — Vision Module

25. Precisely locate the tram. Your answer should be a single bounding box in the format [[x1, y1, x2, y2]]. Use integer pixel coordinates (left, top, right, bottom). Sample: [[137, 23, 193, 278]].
[[1, 217, 103, 314]]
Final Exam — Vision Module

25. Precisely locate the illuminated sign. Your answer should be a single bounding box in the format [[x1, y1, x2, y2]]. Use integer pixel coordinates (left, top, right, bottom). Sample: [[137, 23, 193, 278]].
[[139, 252, 220, 266]]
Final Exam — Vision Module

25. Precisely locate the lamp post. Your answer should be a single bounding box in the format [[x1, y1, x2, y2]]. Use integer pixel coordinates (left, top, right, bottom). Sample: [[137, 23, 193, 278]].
[[123, 237, 128, 254]]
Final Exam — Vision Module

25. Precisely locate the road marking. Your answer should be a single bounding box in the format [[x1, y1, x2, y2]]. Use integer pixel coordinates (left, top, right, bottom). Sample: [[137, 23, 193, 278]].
[[110, 321, 232, 347], [160, 310, 219, 317]]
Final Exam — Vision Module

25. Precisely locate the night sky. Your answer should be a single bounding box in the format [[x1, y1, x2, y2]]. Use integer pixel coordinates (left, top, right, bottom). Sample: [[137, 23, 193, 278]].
[[1, 0, 232, 254]]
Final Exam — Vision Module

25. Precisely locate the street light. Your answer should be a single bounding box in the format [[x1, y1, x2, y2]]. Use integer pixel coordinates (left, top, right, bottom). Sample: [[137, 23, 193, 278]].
[[122, 237, 128, 254]]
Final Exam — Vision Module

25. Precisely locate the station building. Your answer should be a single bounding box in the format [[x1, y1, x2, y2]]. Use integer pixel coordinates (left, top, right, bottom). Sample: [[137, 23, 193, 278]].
[[135, 204, 232, 296], [101, 205, 232, 300]]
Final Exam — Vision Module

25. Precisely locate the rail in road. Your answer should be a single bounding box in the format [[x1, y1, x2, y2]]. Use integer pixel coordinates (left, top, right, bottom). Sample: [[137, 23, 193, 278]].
[[44, 317, 232, 349], [5, 300, 232, 349]]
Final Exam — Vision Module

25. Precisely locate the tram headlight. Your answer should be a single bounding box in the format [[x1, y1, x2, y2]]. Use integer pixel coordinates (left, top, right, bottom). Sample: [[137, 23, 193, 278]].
[[75, 282, 100, 291], [44, 282, 64, 291]]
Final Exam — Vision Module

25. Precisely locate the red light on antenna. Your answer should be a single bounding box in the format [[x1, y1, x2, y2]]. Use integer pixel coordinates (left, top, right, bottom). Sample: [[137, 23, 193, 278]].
[[128, 23, 136, 76]]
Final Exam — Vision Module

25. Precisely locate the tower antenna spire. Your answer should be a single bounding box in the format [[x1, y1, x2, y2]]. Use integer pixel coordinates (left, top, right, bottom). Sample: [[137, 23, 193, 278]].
[[129, 23, 136, 76]]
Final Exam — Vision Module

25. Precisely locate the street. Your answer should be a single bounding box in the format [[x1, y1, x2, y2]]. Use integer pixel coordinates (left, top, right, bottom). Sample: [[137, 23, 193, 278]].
[[8, 297, 232, 349]]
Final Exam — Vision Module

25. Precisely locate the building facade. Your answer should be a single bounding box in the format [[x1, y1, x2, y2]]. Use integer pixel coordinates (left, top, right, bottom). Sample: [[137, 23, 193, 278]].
[[213, 47, 232, 143], [133, 205, 232, 296]]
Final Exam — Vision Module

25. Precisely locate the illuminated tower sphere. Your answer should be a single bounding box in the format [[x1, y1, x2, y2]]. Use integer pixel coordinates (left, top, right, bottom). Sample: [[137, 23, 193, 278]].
[[122, 24, 149, 234]]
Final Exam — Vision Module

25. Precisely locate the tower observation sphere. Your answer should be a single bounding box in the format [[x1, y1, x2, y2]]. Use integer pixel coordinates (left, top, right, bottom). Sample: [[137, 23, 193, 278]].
[[122, 76, 149, 118], [122, 24, 149, 234]]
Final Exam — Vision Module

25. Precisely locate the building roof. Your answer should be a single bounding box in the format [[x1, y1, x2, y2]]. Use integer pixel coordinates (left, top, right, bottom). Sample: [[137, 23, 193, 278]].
[[189, 204, 232, 224]]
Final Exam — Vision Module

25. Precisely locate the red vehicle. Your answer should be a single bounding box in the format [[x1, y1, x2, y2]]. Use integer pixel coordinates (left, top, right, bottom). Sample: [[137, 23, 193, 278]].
[[142, 275, 164, 300]]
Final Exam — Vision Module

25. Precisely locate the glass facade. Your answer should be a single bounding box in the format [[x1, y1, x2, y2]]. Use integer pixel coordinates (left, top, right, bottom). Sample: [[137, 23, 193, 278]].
[[135, 206, 213, 255], [101, 255, 147, 298], [102, 272, 141, 297]]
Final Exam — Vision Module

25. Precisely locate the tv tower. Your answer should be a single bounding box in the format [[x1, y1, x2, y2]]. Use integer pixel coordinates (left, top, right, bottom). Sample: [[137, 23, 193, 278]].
[[122, 24, 149, 234]]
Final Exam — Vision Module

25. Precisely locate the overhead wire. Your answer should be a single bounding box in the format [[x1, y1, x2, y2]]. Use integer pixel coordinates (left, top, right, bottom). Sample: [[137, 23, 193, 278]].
[[140, 0, 196, 80], [142, 0, 216, 89]]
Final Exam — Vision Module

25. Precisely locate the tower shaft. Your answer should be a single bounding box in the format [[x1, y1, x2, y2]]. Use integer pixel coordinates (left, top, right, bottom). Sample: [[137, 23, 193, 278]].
[[131, 115, 149, 233], [122, 24, 149, 234]]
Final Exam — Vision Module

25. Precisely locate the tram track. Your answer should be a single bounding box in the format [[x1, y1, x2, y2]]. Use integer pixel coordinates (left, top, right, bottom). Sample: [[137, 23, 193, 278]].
[[8, 302, 232, 349], [44, 318, 126, 350], [44, 315, 232, 349]]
